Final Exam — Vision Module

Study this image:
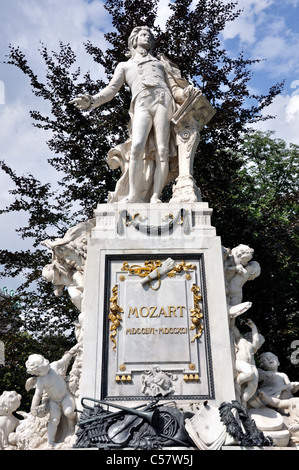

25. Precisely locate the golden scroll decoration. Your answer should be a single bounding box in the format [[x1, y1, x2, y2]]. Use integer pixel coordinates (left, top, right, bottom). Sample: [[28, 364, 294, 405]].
[[121, 260, 196, 280], [121, 260, 162, 277], [121, 260, 163, 290]]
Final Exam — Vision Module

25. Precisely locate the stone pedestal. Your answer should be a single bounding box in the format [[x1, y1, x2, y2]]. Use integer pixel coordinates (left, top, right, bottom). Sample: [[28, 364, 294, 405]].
[[79, 202, 235, 409]]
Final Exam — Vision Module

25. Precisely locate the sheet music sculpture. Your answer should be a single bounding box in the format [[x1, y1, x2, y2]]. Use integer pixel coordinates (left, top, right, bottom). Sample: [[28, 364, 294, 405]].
[[70, 26, 215, 203]]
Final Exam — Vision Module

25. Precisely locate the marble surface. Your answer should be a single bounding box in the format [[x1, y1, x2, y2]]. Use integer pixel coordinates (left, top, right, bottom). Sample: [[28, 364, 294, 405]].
[[79, 202, 235, 409]]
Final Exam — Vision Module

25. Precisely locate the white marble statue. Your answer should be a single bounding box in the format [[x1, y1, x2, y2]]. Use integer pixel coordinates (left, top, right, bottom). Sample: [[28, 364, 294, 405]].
[[231, 319, 265, 408], [226, 260, 261, 307], [70, 26, 214, 203], [25, 346, 80, 448], [223, 244, 261, 318], [0, 391, 50, 450], [42, 219, 95, 311], [0, 391, 22, 449], [258, 352, 299, 400], [41, 220, 94, 411]]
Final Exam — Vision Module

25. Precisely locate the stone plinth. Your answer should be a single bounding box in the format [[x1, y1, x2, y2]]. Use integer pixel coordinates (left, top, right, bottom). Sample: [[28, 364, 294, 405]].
[[79, 202, 235, 409]]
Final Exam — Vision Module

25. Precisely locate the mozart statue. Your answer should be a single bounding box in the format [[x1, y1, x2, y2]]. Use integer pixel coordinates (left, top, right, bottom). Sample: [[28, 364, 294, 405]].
[[70, 26, 215, 203]]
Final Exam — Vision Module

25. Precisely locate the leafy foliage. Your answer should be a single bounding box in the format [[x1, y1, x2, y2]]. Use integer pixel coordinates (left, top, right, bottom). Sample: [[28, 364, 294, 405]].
[[228, 132, 299, 375]]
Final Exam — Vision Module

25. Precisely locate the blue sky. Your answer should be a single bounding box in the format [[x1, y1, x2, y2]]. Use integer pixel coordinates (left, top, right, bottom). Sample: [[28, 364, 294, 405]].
[[0, 0, 298, 291]]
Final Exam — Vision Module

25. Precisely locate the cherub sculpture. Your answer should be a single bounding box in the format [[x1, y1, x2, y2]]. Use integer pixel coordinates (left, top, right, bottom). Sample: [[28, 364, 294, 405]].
[[0, 390, 22, 449], [231, 319, 265, 408], [25, 346, 79, 447], [226, 260, 261, 307], [42, 219, 95, 312], [223, 244, 261, 318], [258, 352, 299, 400], [223, 244, 254, 284]]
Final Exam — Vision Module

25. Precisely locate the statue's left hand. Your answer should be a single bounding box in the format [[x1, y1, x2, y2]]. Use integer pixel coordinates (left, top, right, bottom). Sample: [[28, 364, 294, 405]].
[[183, 85, 193, 97]]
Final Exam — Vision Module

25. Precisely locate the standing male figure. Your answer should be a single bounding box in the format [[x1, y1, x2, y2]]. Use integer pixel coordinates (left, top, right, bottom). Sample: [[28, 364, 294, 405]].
[[71, 26, 191, 203]]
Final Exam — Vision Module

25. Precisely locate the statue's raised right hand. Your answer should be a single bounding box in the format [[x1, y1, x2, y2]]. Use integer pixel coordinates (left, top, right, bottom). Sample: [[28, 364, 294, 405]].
[[69, 94, 91, 110]]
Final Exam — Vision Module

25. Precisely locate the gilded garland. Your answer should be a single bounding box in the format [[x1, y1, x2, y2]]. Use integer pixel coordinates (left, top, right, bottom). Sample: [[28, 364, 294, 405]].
[[108, 285, 123, 352], [190, 284, 204, 342], [121, 259, 196, 280]]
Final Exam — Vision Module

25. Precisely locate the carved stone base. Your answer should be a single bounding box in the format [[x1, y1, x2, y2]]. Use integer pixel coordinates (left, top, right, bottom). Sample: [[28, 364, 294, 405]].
[[80, 202, 235, 410], [170, 175, 202, 203]]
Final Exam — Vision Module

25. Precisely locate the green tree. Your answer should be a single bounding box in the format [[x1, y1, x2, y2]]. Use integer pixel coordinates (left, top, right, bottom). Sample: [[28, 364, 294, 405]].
[[230, 131, 299, 377], [0, 0, 286, 381], [0, 288, 74, 408], [0, 290, 33, 408]]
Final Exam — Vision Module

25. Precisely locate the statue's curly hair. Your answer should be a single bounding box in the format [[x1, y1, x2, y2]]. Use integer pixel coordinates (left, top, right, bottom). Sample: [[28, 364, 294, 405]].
[[25, 354, 50, 375], [0, 391, 21, 414], [126, 26, 155, 57]]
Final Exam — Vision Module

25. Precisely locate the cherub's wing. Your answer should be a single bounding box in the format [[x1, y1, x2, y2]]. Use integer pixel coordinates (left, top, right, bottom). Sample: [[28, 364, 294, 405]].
[[25, 377, 37, 391]]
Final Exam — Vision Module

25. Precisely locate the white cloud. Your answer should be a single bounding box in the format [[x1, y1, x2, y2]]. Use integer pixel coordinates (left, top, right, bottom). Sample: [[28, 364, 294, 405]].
[[0, 0, 111, 201], [252, 92, 299, 145], [1, 0, 110, 88], [219, 0, 299, 143], [2, 0, 110, 49], [155, 0, 172, 30], [222, 0, 275, 45], [284, 0, 299, 5], [0, 1, 114, 292], [254, 35, 286, 60], [222, 0, 299, 80], [0, 100, 55, 186], [0, 81, 4, 105], [251, 27, 299, 79], [286, 94, 299, 123]]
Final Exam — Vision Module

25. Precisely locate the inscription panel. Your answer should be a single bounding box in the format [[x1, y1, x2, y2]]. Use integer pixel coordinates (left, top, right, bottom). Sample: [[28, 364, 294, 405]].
[[121, 278, 191, 364], [102, 254, 214, 400]]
